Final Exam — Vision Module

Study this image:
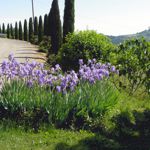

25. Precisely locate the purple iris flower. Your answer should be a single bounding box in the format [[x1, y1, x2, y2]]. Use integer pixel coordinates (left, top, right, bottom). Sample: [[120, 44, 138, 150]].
[[56, 86, 61, 93]]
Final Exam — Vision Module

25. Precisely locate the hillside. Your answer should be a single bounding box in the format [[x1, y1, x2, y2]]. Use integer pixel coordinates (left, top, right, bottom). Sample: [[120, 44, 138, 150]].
[[108, 29, 150, 44]]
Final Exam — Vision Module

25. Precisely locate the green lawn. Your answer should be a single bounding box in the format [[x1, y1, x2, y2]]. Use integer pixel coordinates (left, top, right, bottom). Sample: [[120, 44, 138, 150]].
[[0, 127, 95, 150]]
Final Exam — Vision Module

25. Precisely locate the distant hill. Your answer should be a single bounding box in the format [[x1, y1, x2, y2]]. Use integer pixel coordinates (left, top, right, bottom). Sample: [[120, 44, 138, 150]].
[[108, 29, 150, 44]]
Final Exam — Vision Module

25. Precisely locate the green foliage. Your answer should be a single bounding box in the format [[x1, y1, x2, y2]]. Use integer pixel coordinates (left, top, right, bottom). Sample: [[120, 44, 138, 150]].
[[2, 23, 5, 34], [113, 38, 150, 94], [19, 21, 23, 40], [0, 79, 119, 130], [63, 0, 75, 41], [29, 17, 34, 43], [59, 30, 115, 71], [6, 24, 10, 38], [24, 19, 28, 41], [38, 16, 43, 43], [34, 16, 38, 35], [15, 22, 18, 39], [44, 14, 48, 36], [47, 54, 58, 66], [39, 36, 51, 53], [48, 0, 62, 54]]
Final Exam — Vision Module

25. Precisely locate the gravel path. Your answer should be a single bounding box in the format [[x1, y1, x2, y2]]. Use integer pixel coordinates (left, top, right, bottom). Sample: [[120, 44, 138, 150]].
[[0, 38, 46, 63]]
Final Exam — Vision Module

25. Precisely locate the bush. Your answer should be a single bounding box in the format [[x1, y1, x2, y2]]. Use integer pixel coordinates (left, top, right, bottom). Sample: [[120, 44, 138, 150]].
[[39, 36, 51, 53], [58, 30, 115, 71], [113, 38, 150, 94]]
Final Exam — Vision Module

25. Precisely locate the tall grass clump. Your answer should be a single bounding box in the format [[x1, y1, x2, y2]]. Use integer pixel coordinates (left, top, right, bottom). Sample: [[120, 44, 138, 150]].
[[0, 54, 119, 131]]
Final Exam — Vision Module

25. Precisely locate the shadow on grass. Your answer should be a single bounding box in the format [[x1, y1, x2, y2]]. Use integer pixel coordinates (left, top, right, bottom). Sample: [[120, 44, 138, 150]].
[[55, 110, 150, 150]]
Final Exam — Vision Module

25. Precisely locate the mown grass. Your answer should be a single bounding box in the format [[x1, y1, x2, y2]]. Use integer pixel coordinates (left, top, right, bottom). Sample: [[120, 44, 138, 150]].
[[0, 122, 94, 150]]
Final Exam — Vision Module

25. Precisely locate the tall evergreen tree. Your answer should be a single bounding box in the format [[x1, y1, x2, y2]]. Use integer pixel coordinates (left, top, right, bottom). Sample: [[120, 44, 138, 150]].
[[19, 21, 23, 40], [0, 25, 1, 33], [24, 19, 28, 41], [7, 24, 10, 38], [63, 0, 75, 41], [34, 16, 38, 35], [44, 14, 48, 36], [10, 24, 14, 39], [29, 17, 33, 42], [48, 0, 62, 54], [2, 23, 5, 34], [38, 16, 43, 43], [15, 22, 19, 39]]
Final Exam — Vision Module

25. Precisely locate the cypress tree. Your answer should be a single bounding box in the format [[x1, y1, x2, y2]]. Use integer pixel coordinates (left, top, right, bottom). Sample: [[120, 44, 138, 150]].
[[34, 16, 38, 35], [48, 0, 62, 54], [7, 24, 10, 38], [19, 21, 23, 40], [15, 22, 18, 39], [24, 19, 28, 41], [10, 24, 14, 39], [38, 16, 43, 43], [2, 23, 5, 34], [63, 0, 75, 41], [44, 14, 48, 36], [29, 17, 33, 42], [0, 25, 1, 33]]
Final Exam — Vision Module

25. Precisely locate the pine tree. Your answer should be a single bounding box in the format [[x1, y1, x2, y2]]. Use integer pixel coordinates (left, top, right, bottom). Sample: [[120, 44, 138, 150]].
[[24, 19, 28, 41], [15, 22, 18, 39], [38, 16, 43, 43], [0, 25, 2, 33], [44, 14, 48, 36], [63, 0, 75, 41], [34, 16, 38, 35], [48, 0, 62, 54], [19, 21, 23, 40], [7, 24, 10, 38], [29, 17, 33, 42], [10, 24, 14, 39], [2, 23, 5, 34]]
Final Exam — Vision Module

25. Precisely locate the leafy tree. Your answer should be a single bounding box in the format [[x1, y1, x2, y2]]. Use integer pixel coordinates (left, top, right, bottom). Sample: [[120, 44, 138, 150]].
[[59, 30, 114, 71], [48, 0, 62, 54], [63, 0, 75, 41], [44, 14, 48, 36], [24, 19, 28, 41], [34, 16, 38, 35], [29, 17, 33, 42], [2, 23, 5, 34], [38, 16, 43, 43], [19, 21, 23, 40], [7, 24, 10, 38], [114, 38, 150, 94], [15, 22, 18, 39], [10, 24, 14, 39]]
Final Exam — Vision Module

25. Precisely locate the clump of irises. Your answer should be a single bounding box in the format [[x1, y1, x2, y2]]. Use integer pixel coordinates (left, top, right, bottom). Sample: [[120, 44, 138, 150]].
[[0, 54, 118, 93]]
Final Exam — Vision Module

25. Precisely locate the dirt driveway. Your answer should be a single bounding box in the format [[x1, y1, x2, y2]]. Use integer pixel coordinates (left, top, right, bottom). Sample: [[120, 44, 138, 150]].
[[0, 38, 46, 63]]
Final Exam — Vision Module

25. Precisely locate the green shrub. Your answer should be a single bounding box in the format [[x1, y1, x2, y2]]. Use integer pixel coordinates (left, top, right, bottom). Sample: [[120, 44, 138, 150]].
[[59, 30, 115, 71], [39, 36, 51, 53], [113, 38, 150, 94]]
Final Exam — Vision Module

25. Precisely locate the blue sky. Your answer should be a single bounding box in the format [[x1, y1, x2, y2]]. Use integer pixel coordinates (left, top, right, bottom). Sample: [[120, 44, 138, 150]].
[[0, 0, 150, 35]]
